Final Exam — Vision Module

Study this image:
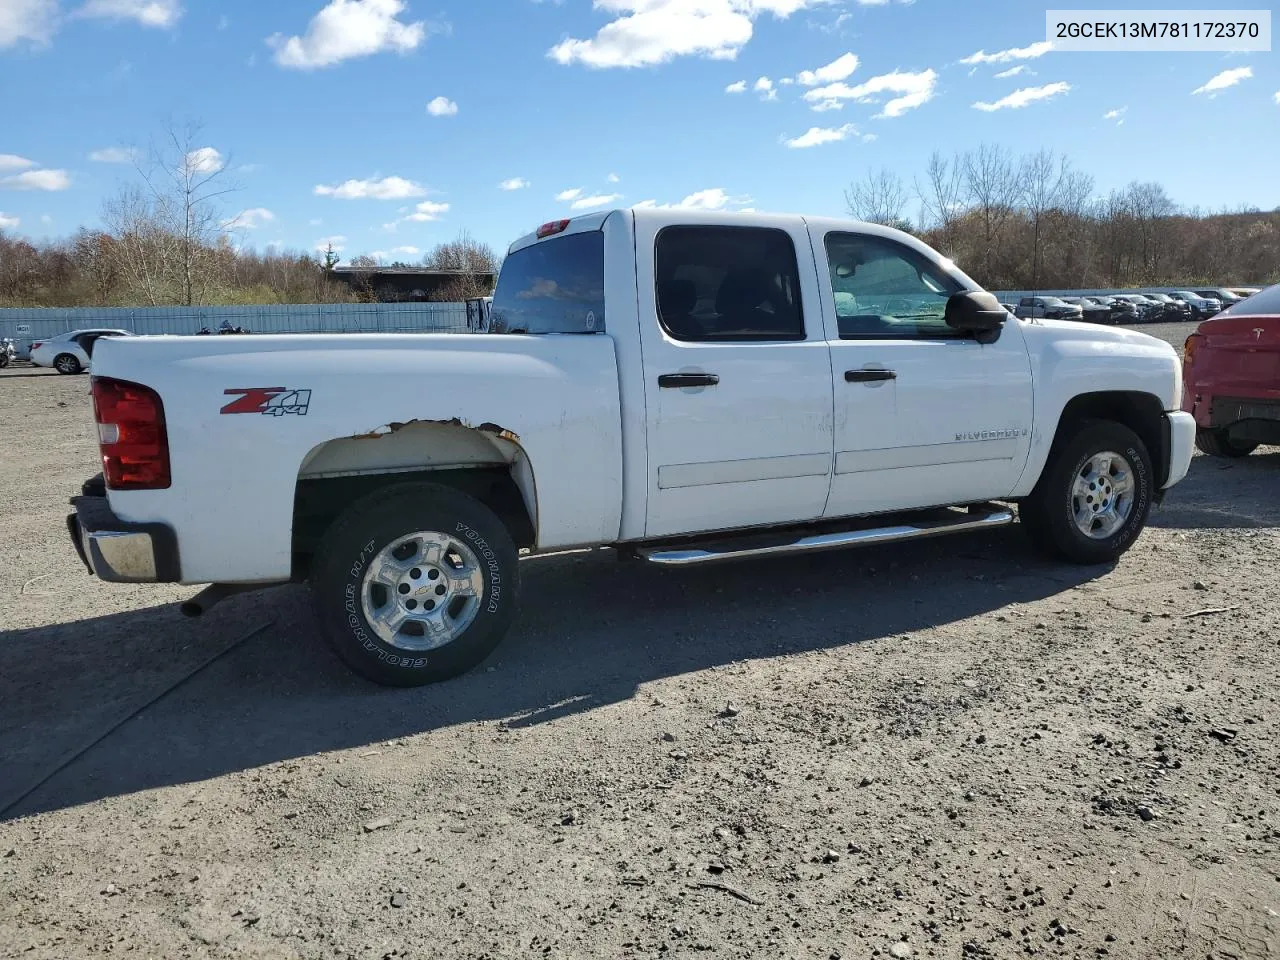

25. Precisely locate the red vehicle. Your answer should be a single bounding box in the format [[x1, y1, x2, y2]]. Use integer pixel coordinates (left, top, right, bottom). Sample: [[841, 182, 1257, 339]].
[[1183, 283, 1280, 458]]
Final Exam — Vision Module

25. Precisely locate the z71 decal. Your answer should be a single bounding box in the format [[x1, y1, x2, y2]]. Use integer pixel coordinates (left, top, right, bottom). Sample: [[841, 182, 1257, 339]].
[[221, 387, 312, 416]]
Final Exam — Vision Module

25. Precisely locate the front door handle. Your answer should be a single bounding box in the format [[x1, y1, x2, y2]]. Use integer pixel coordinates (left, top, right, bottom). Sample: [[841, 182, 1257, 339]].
[[659, 373, 719, 388], [845, 369, 896, 383]]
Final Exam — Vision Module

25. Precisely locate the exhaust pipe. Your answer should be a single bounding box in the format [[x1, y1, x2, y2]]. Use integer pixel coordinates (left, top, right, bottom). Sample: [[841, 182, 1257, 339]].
[[180, 583, 256, 618]]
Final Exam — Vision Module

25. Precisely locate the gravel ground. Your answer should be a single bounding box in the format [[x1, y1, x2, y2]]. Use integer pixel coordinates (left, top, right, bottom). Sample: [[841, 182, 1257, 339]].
[[1, 328, 1277, 960]]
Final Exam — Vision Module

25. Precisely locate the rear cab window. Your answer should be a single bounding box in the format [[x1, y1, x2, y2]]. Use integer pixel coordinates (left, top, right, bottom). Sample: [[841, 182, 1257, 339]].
[[654, 226, 805, 342], [489, 230, 604, 334]]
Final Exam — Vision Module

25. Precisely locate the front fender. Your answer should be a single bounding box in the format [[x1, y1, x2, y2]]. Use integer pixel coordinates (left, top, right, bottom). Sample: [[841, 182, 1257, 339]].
[[1011, 323, 1181, 497]]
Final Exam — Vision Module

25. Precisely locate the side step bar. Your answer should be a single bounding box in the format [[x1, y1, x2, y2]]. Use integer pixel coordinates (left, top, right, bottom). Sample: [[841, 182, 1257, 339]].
[[637, 507, 1015, 567]]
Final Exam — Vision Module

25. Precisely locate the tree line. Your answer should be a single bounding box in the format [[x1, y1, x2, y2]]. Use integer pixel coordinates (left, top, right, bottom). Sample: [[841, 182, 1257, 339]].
[[3, 135, 1276, 308], [846, 145, 1279, 291], [0, 123, 500, 309]]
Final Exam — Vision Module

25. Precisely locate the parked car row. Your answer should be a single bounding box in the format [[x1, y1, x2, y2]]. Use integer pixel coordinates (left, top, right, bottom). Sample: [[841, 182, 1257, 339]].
[[1004, 286, 1263, 326]]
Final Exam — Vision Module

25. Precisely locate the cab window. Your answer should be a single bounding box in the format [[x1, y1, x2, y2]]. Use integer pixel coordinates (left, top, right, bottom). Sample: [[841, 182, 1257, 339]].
[[824, 233, 962, 339]]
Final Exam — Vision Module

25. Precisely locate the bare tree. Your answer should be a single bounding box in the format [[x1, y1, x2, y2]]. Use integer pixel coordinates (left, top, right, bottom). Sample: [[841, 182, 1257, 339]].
[[423, 230, 500, 300], [347, 254, 379, 301], [101, 184, 175, 307], [915, 151, 965, 254], [1019, 150, 1069, 289], [71, 229, 120, 304], [962, 144, 1022, 282], [100, 121, 237, 306], [845, 168, 910, 227]]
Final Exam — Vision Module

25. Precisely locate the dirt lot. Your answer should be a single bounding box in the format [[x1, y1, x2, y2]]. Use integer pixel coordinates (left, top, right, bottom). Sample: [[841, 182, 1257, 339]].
[[1, 334, 1277, 960]]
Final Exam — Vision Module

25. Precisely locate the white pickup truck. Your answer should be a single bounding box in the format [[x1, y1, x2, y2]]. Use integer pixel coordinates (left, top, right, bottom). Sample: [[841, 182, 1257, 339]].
[[69, 209, 1196, 686]]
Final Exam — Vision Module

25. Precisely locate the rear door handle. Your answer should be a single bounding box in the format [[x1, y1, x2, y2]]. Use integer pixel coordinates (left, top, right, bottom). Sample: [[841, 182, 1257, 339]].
[[845, 369, 896, 383], [658, 373, 719, 388]]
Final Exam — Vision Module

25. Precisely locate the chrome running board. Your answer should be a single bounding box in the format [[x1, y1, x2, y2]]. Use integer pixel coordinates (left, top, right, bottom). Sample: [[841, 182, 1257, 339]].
[[637, 508, 1015, 567]]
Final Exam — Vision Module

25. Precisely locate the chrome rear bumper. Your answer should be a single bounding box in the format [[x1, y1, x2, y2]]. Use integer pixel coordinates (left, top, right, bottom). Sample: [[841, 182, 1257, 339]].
[[67, 477, 180, 583]]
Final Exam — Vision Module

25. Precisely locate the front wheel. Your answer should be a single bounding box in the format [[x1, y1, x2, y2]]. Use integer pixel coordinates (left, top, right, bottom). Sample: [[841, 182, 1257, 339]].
[[1019, 419, 1154, 565], [54, 353, 82, 375], [310, 482, 519, 687], [1195, 428, 1257, 459]]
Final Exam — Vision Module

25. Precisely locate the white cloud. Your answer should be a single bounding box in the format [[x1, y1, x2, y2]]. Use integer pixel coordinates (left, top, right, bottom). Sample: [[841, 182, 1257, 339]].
[[315, 235, 347, 253], [570, 192, 623, 210], [607, 172, 621, 183], [392, 245, 420, 256], [89, 146, 137, 163], [556, 187, 584, 202], [725, 79, 747, 93], [784, 122, 860, 148], [547, 0, 826, 69], [796, 51, 857, 86], [0, 212, 19, 229], [499, 177, 530, 191], [972, 81, 1070, 112], [993, 65, 1028, 79], [0, 154, 36, 171], [426, 95, 458, 116], [41, 213, 52, 224], [0, 0, 57, 48], [223, 207, 276, 230], [309, 217, 323, 226], [633, 188, 752, 211], [184, 147, 224, 175], [1103, 106, 1127, 124], [0, 169, 71, 191], [804, 68, 937, 117], [269, 0, 425, 70], [1192, 66, 1252, 95], [314, 176, 428, 200], [960, 41, 1052, 65], [1274, 90, 1280, 105], [404, 199, 449, 221], [77, 0, 183, 28], [754, 76, 777, 100]]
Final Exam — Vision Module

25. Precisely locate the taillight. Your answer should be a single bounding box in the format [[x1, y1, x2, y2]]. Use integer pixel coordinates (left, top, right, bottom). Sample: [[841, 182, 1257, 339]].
[[31, 341, 43, 351], [91, 377, 171, 490], [536, 219, 571, 239], [1183, 333, 1203, 365]]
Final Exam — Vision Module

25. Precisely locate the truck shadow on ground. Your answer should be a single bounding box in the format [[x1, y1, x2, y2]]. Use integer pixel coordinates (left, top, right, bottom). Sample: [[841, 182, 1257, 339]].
[[2, 450, 1273, 821], [3, 530, 1098, 821]]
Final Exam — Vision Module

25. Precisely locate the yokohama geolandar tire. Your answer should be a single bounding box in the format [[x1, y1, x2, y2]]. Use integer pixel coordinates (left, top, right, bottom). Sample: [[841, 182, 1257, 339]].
[[1019, 419, 1155, 565], [310, 482, 519, 687], [1195, 427, 1257, 459]]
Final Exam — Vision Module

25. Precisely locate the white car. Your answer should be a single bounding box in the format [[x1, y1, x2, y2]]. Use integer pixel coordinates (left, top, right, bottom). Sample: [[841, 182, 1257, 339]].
[[68, 208, 1196, 687], [30, 329, 134, 374]]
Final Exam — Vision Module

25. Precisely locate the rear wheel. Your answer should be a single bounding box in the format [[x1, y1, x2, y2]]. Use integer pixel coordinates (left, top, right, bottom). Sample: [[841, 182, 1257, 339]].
[[309, 482, 519, 687], [1195, 428, 1257, 459], [54, 353, 82, 375], [1020, 419, 1154, 565]]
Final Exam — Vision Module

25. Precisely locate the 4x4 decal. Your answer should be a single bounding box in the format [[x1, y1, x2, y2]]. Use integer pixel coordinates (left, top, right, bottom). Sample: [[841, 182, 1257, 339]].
[[221, 387, 312, 416]]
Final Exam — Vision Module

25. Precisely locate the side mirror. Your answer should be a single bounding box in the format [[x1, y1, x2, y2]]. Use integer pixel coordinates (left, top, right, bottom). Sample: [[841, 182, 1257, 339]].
[[945, 290, 1007, 343]]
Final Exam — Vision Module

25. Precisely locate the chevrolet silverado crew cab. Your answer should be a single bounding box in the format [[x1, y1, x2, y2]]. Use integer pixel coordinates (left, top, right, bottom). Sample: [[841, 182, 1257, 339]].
[[68, 209, 1196, 687]]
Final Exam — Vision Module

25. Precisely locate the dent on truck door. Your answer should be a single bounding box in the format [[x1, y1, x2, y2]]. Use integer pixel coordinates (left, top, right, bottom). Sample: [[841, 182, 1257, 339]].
[[635, 222, 835, 540]]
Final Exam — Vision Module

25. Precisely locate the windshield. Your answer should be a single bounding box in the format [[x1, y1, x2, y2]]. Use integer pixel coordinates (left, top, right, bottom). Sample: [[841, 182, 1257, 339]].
[[489, 231, 605, 335]]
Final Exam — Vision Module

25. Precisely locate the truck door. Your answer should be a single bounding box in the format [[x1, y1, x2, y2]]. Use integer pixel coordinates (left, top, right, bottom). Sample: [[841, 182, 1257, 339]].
[[635, 219, 835, 540], [812, 226, 1034, 518]]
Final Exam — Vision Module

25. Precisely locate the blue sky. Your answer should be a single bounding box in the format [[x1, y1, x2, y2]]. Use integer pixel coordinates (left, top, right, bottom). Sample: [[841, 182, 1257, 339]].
[[0, 0, 1277, 263]]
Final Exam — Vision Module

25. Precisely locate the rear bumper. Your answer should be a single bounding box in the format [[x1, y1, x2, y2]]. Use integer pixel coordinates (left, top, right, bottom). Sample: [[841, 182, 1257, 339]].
[[1163, 411, 1195, 490], [67, 476, 180, 583]]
